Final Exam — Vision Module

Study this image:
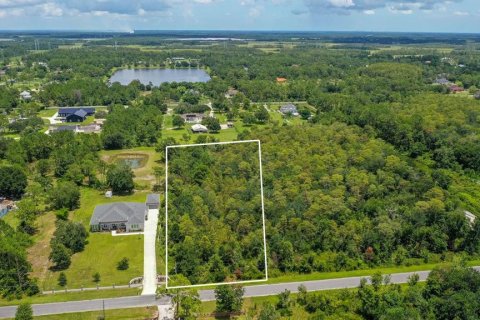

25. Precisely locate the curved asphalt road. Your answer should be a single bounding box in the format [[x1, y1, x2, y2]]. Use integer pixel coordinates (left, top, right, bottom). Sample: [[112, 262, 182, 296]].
[[1, 267, 479, 318]]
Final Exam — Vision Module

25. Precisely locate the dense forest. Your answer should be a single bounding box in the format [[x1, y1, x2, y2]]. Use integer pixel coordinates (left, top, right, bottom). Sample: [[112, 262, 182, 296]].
[[254, 264, 480, 319], [167, 143, 265, 284]]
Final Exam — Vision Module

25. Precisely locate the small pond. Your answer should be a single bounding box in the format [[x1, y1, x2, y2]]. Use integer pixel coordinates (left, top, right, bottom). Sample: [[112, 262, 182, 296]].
[[114, 154, 149, 169], [109, 68, 211, 86]]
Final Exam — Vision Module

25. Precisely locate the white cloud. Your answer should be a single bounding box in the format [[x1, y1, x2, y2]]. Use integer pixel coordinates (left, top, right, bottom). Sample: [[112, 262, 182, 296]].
[[249, 6, 261, 17], [363, 9, 375, 14], [453, 10, 469, 16], [40, 2, 63, 16], [328, 0, 354, 8], [303, 0, 464, 15]]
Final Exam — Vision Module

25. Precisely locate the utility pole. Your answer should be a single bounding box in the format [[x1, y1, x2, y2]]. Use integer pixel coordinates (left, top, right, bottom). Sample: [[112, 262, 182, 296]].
[[102, 299, 105, 319]]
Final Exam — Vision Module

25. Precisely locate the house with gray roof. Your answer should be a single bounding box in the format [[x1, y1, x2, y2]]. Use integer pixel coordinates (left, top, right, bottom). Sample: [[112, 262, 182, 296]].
[[279, 103, 299, 116], [90, 202, 147, 232]]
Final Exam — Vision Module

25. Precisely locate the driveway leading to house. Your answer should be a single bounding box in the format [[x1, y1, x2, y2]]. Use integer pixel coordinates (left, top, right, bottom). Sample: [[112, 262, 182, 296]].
[[141, 208, 159, 295], [43, 112, 62, 124]]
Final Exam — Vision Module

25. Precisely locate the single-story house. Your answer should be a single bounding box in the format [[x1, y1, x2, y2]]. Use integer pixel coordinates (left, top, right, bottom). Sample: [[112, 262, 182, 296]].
[[280, 103, 299, 116], [20, 91, 32, 100], [464, 211, 476, 227], [474, 91, 480, 100], [191, 124, 208, 133], [449, 85, 464, 93], [76, 124, 102, 134], [58, 107, 95, 122], [434, 78, 451, 86], [276, 77, 287, 83], [181, 113, 205, 124], [90, 202, 146, 233], [49, 125, 78, 134], [66, 109, 88, 122], [90, 194, 159, 233]]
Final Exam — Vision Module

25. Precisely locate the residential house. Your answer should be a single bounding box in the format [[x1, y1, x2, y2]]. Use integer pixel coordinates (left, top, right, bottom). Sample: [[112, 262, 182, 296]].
[[191, 124, 208, 133], [76, 124, 102, 134], [449, 85, 464, 93], [464, 211, 476, 227], [20, 91, 32, 100], [90, 202, 146, 232], [58, 107, 95, 123], [276, 77, 287, 84], [49, 125, 78, 134], [474, 91, 480, 100], [279, 103, 299, 116], [181, 113, 205, 124], [434, 77, 451, 86]]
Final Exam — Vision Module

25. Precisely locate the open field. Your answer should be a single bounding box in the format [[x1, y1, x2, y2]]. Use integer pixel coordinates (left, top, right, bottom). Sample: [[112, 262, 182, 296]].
[[37, 108, 57, 117]]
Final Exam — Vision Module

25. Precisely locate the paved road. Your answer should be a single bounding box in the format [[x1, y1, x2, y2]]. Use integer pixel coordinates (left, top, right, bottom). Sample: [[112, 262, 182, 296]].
[[198, 266, 480, 301], [1, 267, 479, 318], [142, 208, 159, 295]]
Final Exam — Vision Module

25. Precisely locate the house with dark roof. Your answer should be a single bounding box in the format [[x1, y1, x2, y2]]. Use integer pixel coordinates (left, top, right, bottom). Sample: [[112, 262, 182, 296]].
[[90, 202, 147, 232], [58, 107, 95, 123], [181, 113, 205, 123], [279, 103, 299, 116]]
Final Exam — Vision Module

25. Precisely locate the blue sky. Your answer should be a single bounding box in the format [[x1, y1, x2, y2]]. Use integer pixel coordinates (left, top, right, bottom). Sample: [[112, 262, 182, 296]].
[[0, 0, 478, 32]]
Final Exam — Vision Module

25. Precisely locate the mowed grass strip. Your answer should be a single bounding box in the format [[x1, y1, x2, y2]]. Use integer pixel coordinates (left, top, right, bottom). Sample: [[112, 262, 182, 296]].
[[0, 288, 141, 307], [23, 306, 157, 320]]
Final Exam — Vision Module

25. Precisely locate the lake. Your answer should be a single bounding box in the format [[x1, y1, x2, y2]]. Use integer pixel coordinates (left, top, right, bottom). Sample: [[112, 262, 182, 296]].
[[109, 68, 211, 86]]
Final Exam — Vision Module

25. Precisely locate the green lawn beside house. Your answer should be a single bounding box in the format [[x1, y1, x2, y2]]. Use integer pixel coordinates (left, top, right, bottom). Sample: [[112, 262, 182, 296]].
[[39, 189, 149, 290]]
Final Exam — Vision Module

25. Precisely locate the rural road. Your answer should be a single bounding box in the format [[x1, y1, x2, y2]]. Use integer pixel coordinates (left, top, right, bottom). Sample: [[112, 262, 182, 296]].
[[1, 267, 479, 318]]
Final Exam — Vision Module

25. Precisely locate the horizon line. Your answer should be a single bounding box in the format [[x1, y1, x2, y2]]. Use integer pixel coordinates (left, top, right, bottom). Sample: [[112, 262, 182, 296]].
[[0, 29, 479, 35]]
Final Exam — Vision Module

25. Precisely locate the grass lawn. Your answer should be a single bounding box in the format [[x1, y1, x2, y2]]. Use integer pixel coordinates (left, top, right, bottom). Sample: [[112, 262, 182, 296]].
[[37, 108, 58, 117], [38, 189, 150, 290], [41, 233, 144, 290], [0, 288, 141, 307], [23, 307, 157, 320], [100, 147, 161, 189]]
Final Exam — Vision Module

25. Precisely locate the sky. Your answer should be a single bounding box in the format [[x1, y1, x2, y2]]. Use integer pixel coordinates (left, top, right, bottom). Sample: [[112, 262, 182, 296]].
[[0, 0, 479, 33]]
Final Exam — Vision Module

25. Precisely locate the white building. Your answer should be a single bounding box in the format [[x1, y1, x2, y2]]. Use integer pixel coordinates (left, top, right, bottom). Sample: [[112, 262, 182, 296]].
[[20, 91, 32, 100]]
